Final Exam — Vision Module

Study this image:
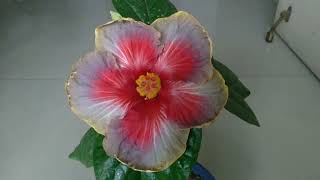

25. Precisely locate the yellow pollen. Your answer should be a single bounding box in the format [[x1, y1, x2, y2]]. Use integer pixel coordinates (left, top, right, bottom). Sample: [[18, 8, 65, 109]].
[[136, 72, 161, 100]]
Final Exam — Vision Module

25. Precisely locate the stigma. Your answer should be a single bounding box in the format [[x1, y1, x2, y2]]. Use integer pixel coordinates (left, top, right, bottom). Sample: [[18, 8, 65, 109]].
[[136, 72, 161, 100]]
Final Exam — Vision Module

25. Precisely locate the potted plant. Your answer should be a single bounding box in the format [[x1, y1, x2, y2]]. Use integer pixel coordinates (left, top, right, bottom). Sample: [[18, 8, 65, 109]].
[[66, 1, 259, 179]]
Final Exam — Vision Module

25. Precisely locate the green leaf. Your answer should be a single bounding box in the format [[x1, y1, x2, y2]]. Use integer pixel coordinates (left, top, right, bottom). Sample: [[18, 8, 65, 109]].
[[212, 58, 260, 127], [175, 128, 202, 177], [69, 128, 104, 167], [225, 89, 260, 126], [212, 59, 250, 99], [93, 137, 140, 180], [91, 128, 202, 180], [112, 0, 177, 24]]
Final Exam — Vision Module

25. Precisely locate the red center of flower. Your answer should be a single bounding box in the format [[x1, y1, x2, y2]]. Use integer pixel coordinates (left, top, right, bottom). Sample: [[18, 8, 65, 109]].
[[135, 72, 161, 100]]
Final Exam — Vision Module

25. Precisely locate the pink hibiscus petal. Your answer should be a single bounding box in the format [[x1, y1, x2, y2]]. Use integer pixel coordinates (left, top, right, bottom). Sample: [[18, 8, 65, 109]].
[[95, 19, 161, 72], [66, 51, 141, 134], [151, 11, 213, 83], [103, 100, 190, 171], [160, 69, 228, 128]]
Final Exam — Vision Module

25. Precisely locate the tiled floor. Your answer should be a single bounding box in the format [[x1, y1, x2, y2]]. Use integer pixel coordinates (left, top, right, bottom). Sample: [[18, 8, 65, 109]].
[[1, 0, 319, 180]]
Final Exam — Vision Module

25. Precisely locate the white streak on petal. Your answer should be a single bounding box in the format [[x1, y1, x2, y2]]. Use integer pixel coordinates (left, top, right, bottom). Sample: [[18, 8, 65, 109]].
[[66, 51, 128, 134], [103, 114, 190, 172], [152, 11, 213, 83], [165, 68, 228, 128], [95, 19, 161, 70]]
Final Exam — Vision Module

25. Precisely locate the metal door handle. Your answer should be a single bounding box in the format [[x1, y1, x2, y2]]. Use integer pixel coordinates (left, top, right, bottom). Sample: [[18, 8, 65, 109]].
[[266, 6, 292, 43]]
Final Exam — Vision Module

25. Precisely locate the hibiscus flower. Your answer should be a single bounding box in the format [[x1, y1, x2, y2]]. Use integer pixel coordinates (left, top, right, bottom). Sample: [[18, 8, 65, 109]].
[[66, 11, 228, 172]]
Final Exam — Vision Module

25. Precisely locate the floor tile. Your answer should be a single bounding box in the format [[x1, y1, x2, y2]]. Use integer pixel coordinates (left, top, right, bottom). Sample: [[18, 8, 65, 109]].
[[199, 77, 320, 180], [0, 80, 94, 180]]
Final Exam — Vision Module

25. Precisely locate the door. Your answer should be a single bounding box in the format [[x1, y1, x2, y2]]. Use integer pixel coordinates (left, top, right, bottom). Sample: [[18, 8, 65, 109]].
[[275, 0, 320, 78]]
